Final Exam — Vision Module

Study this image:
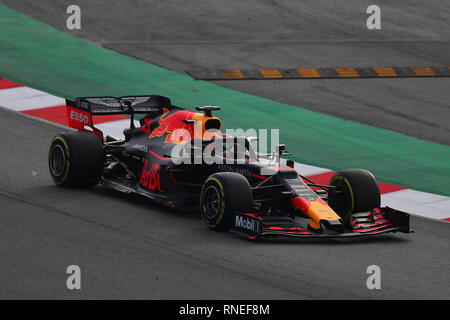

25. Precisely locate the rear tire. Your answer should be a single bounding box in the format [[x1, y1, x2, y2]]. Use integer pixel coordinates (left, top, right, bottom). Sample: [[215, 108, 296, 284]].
[[327, 169, 380, 223], [200, 172, 253, 230], [48, 131, 104, 187]]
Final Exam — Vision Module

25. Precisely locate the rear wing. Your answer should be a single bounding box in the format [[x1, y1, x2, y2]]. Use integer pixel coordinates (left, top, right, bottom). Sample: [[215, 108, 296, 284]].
[[65, 95, 173, 141], [66, 95, 172, 115]]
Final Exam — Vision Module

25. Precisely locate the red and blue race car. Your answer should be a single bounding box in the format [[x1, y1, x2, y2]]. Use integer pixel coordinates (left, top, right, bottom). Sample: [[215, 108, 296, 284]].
[[48, 95, 410, 240]]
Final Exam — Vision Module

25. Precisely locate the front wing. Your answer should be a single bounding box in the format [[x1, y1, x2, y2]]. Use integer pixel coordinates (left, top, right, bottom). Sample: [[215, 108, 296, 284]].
[[231, 207, 410, 240]]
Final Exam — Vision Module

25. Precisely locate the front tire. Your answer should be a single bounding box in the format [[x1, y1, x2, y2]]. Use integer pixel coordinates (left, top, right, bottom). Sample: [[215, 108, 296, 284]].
[[327, 169, 380, 223], [200, 172, 253, 230], [48, 131, 104, 187]]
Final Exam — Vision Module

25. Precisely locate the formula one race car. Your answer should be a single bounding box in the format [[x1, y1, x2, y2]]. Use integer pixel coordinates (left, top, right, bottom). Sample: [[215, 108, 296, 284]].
[[48, 95, 410, 239]]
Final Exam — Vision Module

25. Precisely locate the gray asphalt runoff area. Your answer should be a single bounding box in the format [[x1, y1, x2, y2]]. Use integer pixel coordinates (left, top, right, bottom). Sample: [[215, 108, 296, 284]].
[[4, 0, 449, 145], [1, 0, 449, 299]]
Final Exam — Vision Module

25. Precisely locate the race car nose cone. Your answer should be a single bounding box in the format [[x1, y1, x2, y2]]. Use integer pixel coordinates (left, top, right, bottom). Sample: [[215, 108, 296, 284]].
[[309, 219, 345, 234]]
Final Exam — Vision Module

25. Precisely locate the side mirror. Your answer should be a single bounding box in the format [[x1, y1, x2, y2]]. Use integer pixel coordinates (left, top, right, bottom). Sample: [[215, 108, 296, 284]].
[[276, 144, 286, 153], [286, 159, 294, 168], [276, 144, 292, 156]]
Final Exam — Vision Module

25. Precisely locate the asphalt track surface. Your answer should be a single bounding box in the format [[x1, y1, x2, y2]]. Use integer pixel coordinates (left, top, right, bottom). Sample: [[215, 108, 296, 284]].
[[1, 107, 449, 299], [3, 0, 449, 145], [0, 109, 450, 299], [0, 1, 449, 299]]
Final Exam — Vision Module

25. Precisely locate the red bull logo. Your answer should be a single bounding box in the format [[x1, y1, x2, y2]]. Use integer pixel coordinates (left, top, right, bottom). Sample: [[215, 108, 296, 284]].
[[140, 160, 164, 192], [148, 109, 195, 144]]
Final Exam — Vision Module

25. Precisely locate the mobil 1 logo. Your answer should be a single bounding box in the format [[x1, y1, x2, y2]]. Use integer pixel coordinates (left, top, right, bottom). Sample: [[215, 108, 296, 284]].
[[234, 213, 262, 235]]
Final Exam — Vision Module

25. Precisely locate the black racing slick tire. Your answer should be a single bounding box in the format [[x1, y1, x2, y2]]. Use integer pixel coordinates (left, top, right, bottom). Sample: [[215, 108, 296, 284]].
[[327, 169, 380, 223], [48, 131, 104, 187], [200, 172, 253, 230]]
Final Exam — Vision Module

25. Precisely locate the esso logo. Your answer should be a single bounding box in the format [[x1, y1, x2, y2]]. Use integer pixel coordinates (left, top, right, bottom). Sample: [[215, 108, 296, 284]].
[[70, 110, 90, 124]]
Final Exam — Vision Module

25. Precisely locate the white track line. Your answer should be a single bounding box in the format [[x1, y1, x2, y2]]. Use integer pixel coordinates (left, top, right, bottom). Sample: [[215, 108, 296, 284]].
[[0, 87, 65, 111], [95, 119, 140, 139], [382, 189, 450, 220]]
